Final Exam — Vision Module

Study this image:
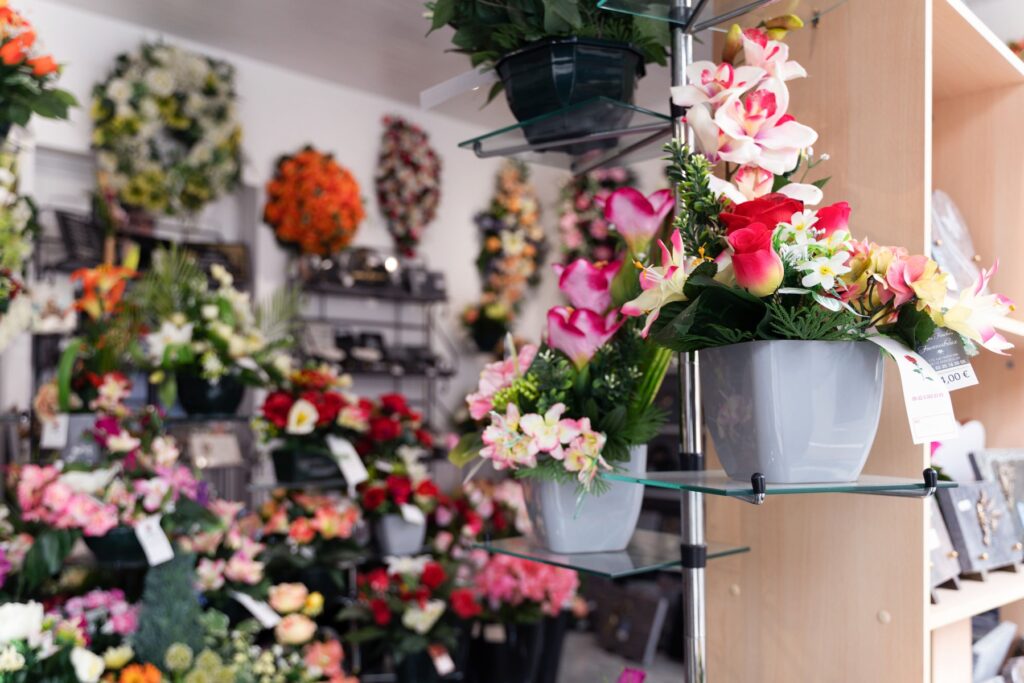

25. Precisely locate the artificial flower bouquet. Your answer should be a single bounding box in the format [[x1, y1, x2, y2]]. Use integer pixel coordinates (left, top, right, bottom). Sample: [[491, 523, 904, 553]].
[[470, 553, 578, 625], [0, 1, 77, 134], [452, 254, 671, 493], [259, 489, 363, 589], [129, 248, 297, 412], [0, 601, 105, 683], [343, 555, 481, 666], [264, 145, 365, 257], [430, 480, 531, 561], [375, 115, 442, 257], [557, 166, 638, 262]]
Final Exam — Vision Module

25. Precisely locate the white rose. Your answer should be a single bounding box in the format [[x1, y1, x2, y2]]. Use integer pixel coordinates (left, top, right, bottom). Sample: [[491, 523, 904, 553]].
[[106, 78, 132, 104], [71, 647, 104, 683], [144, 68, 175, 97], [201, 304, 219, 320], [0, 602, 43, 645], [385, 554, 431, 577], [0, 645, 24, 672], [151, 436, 180, 467], [401, 600, 445, 635], [107, 431, 141, 453]]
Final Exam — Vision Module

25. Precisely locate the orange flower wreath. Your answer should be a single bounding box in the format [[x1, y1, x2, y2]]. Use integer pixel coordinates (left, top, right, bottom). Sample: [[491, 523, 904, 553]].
[[264, 146, 365, 255]]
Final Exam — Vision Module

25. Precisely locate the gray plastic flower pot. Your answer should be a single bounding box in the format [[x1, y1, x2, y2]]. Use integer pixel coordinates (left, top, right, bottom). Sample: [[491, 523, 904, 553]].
[[701, 340, 884, 484], [522, 444, 646, 554], [375, 514, 426, 556]]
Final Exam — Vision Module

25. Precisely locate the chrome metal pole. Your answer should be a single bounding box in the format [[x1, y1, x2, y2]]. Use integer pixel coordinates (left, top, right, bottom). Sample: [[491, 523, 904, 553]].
[[671, 0, 707, 681]]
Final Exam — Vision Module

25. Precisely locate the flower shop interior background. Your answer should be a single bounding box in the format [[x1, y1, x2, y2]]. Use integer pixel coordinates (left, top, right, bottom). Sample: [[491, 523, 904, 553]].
[[4, 0, 1024, 682]]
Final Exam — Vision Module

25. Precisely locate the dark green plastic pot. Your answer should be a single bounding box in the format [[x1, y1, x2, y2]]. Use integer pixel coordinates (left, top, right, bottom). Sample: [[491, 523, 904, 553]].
[[495, 37, 645, 147], [464, 620, 545, 683], [271, 447, 341, 484], [176, 370, 245, 416], [84, 525, 148, 568]]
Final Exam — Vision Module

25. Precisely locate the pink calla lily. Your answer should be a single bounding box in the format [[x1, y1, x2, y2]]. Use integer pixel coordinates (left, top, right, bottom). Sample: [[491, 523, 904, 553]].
[[603, 188, 674, 256], [546, 306, 625, 368], [552, 258, 622, 313]]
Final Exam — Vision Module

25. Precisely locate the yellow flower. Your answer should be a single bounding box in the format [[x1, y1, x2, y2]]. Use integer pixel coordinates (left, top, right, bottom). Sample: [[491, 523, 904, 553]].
[[303, 592, 324, 618], [102, 645, 134, 670], [910, 258, 948, 315]]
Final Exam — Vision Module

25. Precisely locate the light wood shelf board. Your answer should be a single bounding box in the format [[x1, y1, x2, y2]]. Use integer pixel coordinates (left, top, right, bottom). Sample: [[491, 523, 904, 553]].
[[933, 0, 1024, 100], [929, 570, 1024, 630]]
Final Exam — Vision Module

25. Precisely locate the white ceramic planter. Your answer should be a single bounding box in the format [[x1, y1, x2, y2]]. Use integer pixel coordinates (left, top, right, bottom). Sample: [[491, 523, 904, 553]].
[[523, 444, 647, 554], [375, 514, 426, 556], [701, 340, 884, 484]]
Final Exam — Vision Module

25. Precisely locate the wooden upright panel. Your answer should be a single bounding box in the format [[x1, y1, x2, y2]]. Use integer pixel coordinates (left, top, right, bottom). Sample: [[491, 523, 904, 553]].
[[704, 1, 931, 680]]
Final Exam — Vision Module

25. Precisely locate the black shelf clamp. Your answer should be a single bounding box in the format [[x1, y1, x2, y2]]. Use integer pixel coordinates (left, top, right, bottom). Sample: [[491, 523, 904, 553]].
[[859, 468, 939, 499], [735, 473, 767, 506]]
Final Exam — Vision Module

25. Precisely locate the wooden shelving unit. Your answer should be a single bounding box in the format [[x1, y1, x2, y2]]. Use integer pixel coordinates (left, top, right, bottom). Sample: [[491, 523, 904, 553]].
[[696, 1, 1024, 681]]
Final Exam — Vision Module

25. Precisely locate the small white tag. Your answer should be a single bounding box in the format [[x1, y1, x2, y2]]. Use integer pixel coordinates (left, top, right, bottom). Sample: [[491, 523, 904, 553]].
[[135, 515, 174, 566], [957, 499, 973, 512], [483, 623, 507, 643], [230, 591, 282, 629], [327, 435, 368, 486], [927, 527, 941, 551], [428, 644, 456, 676], [868, 336, 958, 444], [40, 414, 69, 450], [915, 327, 978, 392], [400, 503, 426, 526]]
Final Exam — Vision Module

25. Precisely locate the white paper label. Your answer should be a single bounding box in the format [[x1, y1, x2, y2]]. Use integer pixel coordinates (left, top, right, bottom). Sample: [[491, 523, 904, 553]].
[[327, 435, 368, 486], [135, 515, 174, 566], [428, 644, 456, 676], [40, 413, 69, 450], [927, 527, 941, 551], [868, 336, 958, 444], [230, 591, 282, 629], [400, 503, 426, 526], [189, 432, 243, 469], [483, 623, 507, 643], [915, 327, 978, 392], [957, 498, 973, 513]]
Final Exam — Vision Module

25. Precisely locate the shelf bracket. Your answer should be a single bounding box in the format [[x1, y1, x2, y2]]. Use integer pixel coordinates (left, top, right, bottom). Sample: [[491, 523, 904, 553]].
[[855, 468, 939, 499]]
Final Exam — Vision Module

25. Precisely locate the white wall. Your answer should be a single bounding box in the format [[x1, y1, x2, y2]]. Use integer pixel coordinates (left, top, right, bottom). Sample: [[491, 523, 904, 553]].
[[12, 0, 666, 419], [966, 0, 1024, 42]]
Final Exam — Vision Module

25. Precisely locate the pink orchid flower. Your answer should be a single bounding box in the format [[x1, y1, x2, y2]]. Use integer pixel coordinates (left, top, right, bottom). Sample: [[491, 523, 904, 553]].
[[481, 403, 536, 470], [713, 79, 818, 175], [671, 61, 766, 109], [942, 261, 1016, 354], [709, 164, 823, 206], [546, 307, 625, 369], [741, 31, 807, 81], [552, 259, 622, 313], [603, 187, 674, 256], [519, 403, 581, 460]]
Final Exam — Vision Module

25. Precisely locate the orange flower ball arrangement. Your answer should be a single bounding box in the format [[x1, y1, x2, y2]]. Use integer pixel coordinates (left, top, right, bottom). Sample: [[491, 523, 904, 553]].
[[264, 146, 365, 256]]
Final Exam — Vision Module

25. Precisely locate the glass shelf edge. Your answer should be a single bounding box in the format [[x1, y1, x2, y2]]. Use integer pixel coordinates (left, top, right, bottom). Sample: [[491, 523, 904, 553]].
[[605, 470, 956, 497]]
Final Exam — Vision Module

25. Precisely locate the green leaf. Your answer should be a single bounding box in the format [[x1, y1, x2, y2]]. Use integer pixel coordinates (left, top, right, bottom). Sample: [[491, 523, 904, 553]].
[[542, 0, 582, 32], [449, 432, 483, 468], [812, 176, 831, 189], [56, 338, 84, 412], [158, 378, 177, 412], [429, 0, 455, 32], [885, 305, 937, 349], [484, 80, 505, 105]]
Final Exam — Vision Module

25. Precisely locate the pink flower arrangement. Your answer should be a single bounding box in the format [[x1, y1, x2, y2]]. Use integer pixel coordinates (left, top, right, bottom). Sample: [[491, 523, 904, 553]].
[[52, 588, 140, 638], [472, 554, 579, 618], [557, 167, 637, 262]]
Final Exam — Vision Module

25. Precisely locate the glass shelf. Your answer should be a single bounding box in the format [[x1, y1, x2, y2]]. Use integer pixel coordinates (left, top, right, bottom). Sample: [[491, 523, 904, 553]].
[[605, 469, 954, 498], [458, 97, 672, 174], [476, 529, 749, 579], [597, 0, 848, 32]]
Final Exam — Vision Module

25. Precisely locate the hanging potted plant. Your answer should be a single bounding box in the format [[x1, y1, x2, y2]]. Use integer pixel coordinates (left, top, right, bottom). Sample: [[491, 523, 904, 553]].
[[130, 248, 298, 416], [425, 0, 667, 145], [451, 190, 674, 552], [264, 145, 365, 283], [626, 24, 1016, 484], [0, 3, 76, 142]]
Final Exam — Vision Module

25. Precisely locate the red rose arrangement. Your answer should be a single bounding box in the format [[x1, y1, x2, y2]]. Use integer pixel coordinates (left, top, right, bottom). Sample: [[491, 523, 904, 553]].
[[359, 474, 440, 521], [345, 555, 481, 659]]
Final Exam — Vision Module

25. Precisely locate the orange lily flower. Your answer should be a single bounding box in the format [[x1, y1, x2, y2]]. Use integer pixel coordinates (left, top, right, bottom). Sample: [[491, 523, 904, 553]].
[[70, 264, 136, 320]]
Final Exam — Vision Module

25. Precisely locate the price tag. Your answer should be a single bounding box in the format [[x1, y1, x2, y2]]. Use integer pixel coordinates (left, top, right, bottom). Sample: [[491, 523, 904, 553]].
[[400, 503, 426, 526], [230, 591, 282, 629], [327, 435, 368, 486], [428, 644, 455, 676], [40, 413, 69, 450], [868, 336, 958, 444], [134, 515, 174, 566], [915, 327, 978, 391], [483, 623, 507, 643]]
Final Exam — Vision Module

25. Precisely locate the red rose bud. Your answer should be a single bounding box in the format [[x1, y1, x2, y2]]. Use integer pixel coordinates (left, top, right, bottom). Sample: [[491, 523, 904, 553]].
[[262, 391, 295, 429], [386, 475, 413, 505], [420, 562, 446, 590], [370, 598, 391, 626], [720, 193, 803, 235], [361, 486, 386, 511], [727, 222, 784, 297], [815, 201, 851, 237], [450, 588, 483, 620]]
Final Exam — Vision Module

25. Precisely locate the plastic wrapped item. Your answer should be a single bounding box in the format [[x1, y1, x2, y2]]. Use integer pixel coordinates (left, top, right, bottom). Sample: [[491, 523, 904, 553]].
[[931, 190, 982, 291]]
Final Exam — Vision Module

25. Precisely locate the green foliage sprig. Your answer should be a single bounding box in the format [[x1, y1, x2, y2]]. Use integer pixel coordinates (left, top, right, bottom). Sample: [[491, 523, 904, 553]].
[[665, 140, 726, 259]]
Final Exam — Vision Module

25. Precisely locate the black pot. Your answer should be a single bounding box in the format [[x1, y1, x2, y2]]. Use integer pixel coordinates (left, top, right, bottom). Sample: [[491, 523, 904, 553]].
[[395, 651, 441, 683], [465, 620, 545, 683], [271, 447, 341, 484], [536, 612, 570, 683], [176, 370, 245, 416], [495, 37, 645, 148], [83, 526, 149, 568], [470, 316, 508, 354]]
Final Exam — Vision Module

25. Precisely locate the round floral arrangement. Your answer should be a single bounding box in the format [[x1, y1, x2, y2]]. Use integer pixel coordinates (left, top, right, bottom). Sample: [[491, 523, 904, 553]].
[[91, 42, 242, 216], [264, 146, 365, 256], [374, 115, 442, 256], [558, 167, 639, 262]]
